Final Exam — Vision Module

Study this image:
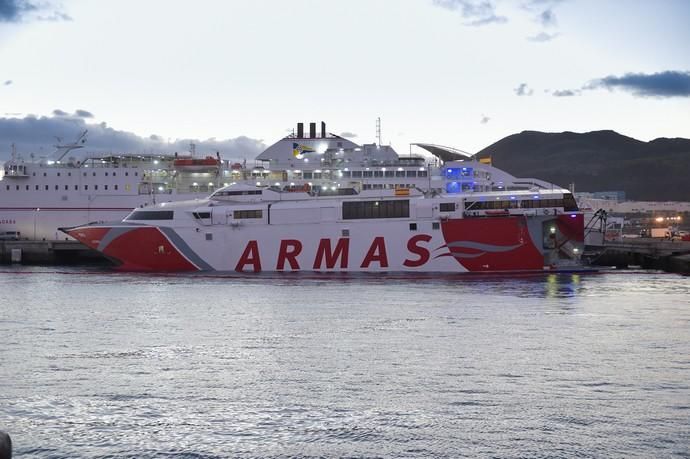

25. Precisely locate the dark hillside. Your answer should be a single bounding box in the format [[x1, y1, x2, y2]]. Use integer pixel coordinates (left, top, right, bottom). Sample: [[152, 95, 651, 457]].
[[475, 131, 690, 201]]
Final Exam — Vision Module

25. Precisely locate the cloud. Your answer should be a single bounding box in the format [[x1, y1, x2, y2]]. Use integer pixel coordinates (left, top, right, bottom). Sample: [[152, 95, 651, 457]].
[[480, 114, 490, 124], [3, 80, 12, 86], [552, 89, 579, 97], [432, 0, 507, 26], [522, 0, 563, 42], [527, 31, 559, 42], [586, 71, 690, 98], [74, 109, 94, 118], [339, 131, 357, 138], [538, 8, 557, 27], [0, 0, 70, 22], [0, 113, 266, 161], [514, 83, 533, 96], [52, 109, 69, 116]]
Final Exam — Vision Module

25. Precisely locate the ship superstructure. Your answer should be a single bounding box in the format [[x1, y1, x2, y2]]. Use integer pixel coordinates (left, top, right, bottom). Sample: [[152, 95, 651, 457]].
[[2, 122, 563, 240]]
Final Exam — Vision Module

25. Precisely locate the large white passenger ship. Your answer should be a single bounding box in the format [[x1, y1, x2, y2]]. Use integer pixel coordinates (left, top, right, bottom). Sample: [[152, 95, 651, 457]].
[[63, 183, 585, 273], [1, 122, 558, 240]]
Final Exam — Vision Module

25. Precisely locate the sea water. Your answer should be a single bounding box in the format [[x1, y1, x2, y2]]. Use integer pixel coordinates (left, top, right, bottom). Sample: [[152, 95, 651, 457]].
[[0, 267, 688, 458]]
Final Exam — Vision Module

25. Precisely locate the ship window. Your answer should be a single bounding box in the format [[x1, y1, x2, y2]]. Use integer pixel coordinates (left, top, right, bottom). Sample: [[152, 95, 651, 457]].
[[409, 223, 417, 231], [395, 171, 405, 177], [563, 193, 578, 211], [125, 210, 174, 221], [64, 185, 69, 190], [57, 173, 60, 176], [16, 185, 19, 191], [193, 212, 211, 219], [32, 172, 36, 176], [432, 222, 440, 230], [5, 185, 8, 191], [384, 171, 394, 177], [125, 184, 130, 191], [363, 171, 373, 178], [95, 185, 98, 190], [374, 170, 383, 177], [214, 190, 262, 196], [125, 172, 129, 176], [406, 171, 416, 178], [84, 185, 88, 190], [55, 185, 58, 190], [440, 203, 455, 212], [205, 233, 213, 241], [341, 171, 351, 178], [43, 172, 47, 177], [342, 200, 409, 220], [135, 172, 138, 176], [68, 172, 71, 177], [113, 172, 116, 176], [418, 170, 428, 177], [104, 185, 108, 190], [234, 209, 263, 219], [35, 185, 39, 191], [303, 172, 313, 179], [83, 172, 87, 176], [105, 172, 108, 176], [352, 171, 363, 178], [93, 172, 96, 176], [114, 184, 118, 190], [74, 185, 78, 190], [45, 185, 49, 191]]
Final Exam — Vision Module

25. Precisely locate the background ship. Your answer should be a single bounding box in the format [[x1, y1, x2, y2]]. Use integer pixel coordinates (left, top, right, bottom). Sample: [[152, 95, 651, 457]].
[[1, 122, 566, 241]]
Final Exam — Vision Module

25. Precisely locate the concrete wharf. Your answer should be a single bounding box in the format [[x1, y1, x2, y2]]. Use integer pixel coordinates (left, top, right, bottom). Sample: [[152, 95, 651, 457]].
[[0, 240, 104, 265], [585, 238, 690, 274]]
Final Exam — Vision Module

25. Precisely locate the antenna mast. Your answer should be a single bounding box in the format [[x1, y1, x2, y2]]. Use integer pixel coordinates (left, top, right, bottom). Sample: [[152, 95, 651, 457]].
[[376, 117, 382, 146]]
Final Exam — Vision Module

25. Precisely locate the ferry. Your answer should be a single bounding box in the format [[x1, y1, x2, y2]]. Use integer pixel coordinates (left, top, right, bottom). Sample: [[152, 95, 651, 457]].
[[1, 122, 559, 241], [62, 184, 585, 273]]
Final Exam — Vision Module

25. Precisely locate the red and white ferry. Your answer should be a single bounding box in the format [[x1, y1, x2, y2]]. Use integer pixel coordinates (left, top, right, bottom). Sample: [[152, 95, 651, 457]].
[[63, 183, 585, 273]]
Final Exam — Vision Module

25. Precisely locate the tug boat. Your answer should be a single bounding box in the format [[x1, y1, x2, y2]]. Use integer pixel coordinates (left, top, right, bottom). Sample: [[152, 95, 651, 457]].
[[62, 184, 585, 273]]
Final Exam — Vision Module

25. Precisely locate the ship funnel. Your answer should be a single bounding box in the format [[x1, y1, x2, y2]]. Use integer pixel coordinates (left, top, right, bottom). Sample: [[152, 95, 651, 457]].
[[309, 122, 316, 139], [297, 122, 304, 138], [321, 121, 326, 138]]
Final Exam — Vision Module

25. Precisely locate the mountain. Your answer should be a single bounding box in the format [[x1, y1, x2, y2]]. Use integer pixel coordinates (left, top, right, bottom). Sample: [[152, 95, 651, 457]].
[[475, 130, 690, 201]]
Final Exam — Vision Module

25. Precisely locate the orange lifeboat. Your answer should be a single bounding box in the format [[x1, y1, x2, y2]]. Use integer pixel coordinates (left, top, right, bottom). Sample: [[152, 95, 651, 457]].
[[173, 156, 220, 171]]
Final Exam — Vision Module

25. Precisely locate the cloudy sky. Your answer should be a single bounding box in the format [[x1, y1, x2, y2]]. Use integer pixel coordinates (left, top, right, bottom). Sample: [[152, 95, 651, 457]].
[[1, 0, 689, 159]]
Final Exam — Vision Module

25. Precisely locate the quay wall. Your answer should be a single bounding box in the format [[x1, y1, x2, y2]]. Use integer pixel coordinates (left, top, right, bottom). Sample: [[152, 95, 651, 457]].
[[0, 240, 106, 265]]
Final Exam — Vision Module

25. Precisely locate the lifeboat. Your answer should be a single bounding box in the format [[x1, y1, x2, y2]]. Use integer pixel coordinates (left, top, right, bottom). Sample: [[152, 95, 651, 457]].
[[173, 156, 220, 171]]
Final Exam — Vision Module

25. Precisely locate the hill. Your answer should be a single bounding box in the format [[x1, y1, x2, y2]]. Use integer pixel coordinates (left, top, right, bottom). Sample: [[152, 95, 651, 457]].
[[475, 130, 690, 201]]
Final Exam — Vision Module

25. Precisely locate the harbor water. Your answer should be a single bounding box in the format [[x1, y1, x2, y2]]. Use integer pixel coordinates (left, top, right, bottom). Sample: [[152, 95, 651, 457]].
[[0, 268, 688, 458]]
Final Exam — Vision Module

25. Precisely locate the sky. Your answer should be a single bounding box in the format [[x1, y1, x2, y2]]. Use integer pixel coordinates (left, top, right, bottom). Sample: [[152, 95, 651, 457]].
[[0, 0, 689, 160]]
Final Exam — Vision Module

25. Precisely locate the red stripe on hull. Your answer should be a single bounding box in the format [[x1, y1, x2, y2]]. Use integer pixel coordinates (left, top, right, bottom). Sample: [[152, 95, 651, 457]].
[[440, 216, 543, 272], [72, 227, 199, 272], [65, 227, 111, 250]]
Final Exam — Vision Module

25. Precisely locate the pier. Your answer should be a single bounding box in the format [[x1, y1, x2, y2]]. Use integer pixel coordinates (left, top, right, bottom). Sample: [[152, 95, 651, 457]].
[[0, 240, 105, 265], [585, 238, 690, 274]]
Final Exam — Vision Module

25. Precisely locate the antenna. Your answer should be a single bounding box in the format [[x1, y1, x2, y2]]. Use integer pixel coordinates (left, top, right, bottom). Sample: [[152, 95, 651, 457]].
[[376, 117, 382, 146]]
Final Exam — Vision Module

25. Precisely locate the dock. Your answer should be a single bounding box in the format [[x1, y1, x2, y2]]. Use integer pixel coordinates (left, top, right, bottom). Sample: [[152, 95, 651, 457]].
[[0, 240, 107, 265], [585, 238, 690, 274]]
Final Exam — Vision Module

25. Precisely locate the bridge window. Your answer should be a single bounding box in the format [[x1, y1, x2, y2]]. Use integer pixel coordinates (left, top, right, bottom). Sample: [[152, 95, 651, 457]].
[[193, 212, 211, 219], [125, 210, 174, 220], [440, 203, 456, 212]]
